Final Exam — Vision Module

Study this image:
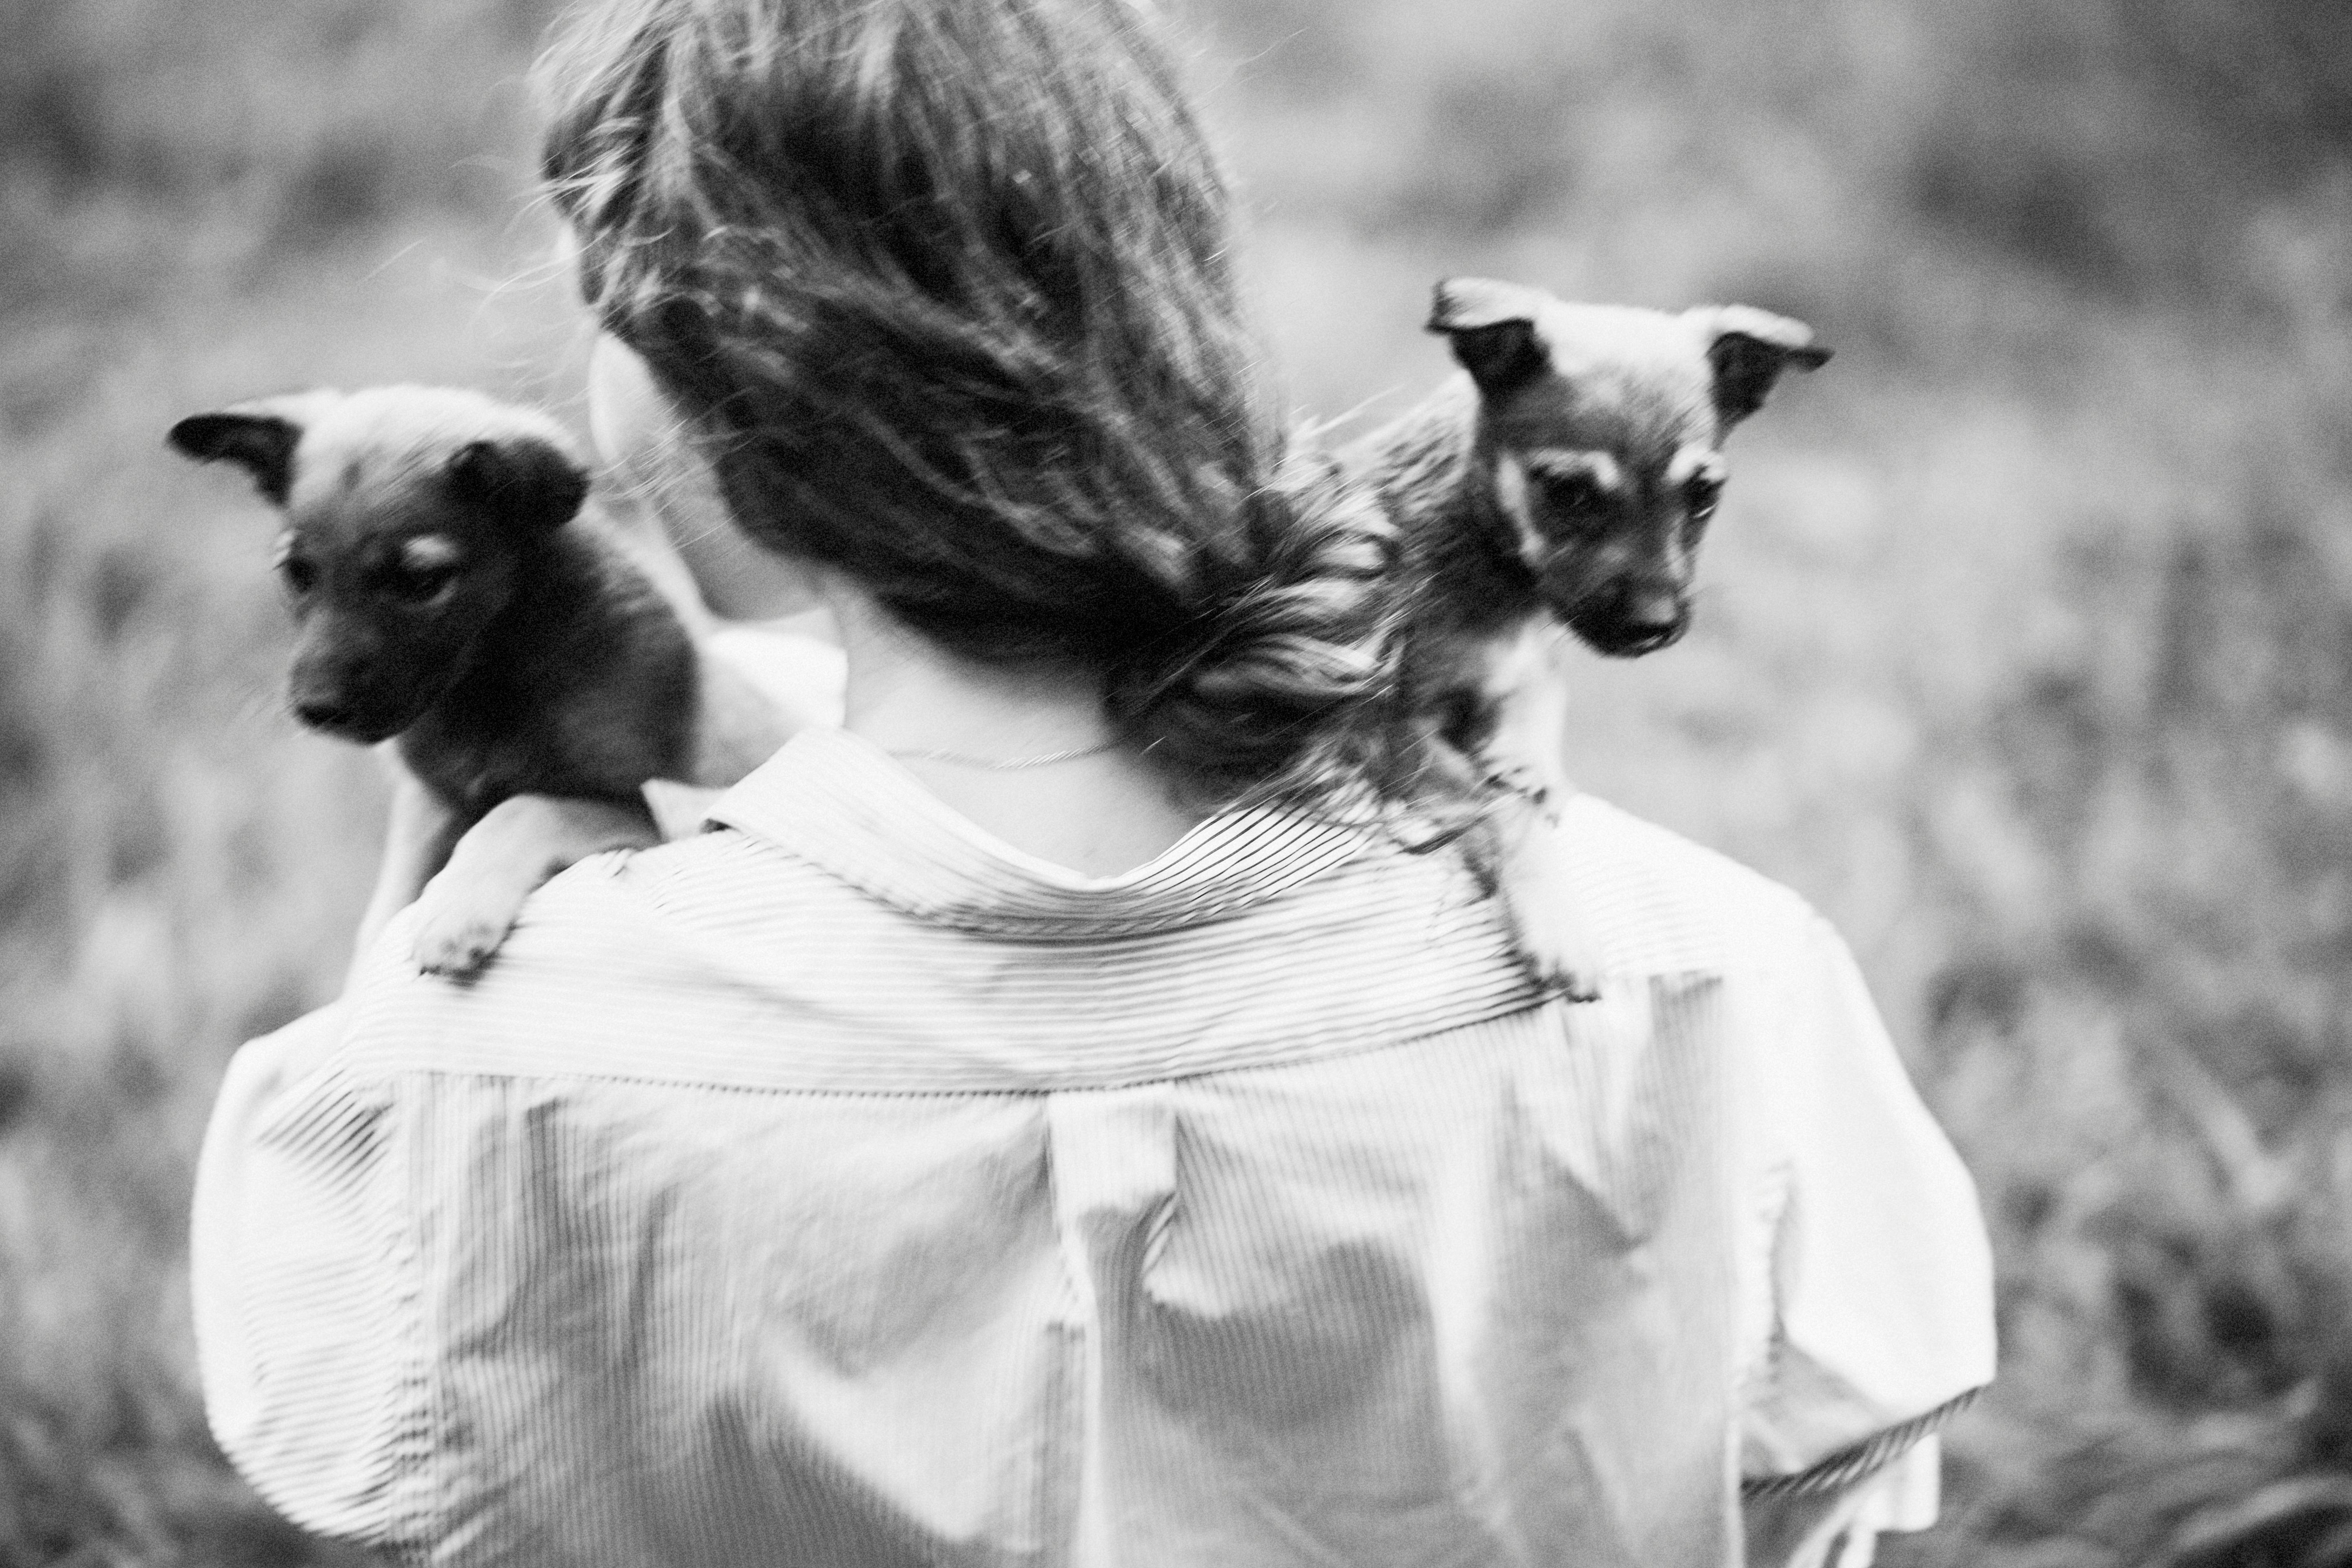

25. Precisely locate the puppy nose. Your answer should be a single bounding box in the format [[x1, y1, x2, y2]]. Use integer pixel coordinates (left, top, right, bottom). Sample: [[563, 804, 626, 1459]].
[[1619, 589, 1683, 632], [293, 697, 356, 731]]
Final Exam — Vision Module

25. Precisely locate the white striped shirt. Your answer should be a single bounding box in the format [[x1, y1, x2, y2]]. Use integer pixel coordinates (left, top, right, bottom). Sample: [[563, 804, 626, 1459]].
[[193, 727, 1994, 1566]]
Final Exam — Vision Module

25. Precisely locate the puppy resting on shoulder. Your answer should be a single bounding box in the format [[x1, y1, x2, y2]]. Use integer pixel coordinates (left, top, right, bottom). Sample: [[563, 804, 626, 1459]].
[[1348, 277, 1829, 997], [169, 386, 806, 977]]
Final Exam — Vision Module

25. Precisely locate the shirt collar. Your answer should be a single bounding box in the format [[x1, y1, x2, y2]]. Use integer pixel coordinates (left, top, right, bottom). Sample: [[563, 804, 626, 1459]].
[[706, 728, 1374, 938]]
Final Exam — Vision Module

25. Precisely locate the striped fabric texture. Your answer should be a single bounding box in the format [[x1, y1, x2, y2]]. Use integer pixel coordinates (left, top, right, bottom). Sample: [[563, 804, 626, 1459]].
[[193, 728, 1995, 1567]]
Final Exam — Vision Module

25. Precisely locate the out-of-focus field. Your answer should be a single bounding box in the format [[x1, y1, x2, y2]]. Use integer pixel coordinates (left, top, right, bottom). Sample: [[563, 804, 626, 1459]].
[[2, 0, 2348, 1560]]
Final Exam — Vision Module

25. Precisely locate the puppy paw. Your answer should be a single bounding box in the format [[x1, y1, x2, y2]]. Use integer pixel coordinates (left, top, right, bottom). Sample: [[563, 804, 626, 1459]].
[[401, 794, 653, 978], [1493, 826, 1604, 1003], [407, 884, 523, 977], [1509, 901, 1605, 1003]]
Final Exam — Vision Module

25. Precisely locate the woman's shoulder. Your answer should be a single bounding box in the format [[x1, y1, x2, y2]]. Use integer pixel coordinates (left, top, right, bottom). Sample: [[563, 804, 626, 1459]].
[[331, 828, 886, 1084], [1554, 791, 1822, 980], [324, 788, 1837, 1089]]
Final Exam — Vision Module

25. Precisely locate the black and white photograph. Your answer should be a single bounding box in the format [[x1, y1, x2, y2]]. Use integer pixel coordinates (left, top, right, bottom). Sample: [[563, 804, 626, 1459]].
[[2, 0, 2346, 1562]]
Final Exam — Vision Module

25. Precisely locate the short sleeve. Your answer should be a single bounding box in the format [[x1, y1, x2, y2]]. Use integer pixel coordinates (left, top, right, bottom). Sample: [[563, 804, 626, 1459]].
[[1739, 913, 1996, 1495], [190, 1004, 429, 1547]]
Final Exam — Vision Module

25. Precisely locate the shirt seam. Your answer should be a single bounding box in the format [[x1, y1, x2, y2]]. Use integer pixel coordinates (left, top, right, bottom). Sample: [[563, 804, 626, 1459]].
[[334, 968, 1750, 1105], [384, 1074, 438, 1556], [670, 823, 1374, 943]]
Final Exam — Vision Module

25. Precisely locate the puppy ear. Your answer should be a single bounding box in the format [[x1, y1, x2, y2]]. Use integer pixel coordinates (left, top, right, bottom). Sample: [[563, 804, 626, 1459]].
[[1691, 305, 1832, 425], [445, 434, 590, 532], [1427, 277, 1550, 395], [168, 407, 308, 505]]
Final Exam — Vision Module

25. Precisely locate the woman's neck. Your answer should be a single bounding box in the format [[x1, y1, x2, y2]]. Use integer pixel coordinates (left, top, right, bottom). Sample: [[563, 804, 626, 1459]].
[[826, 586, 1207, 877]]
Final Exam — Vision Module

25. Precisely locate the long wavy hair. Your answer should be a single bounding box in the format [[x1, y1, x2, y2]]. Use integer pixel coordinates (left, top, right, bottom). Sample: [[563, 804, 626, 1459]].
[[537, 0, 1409, 807]]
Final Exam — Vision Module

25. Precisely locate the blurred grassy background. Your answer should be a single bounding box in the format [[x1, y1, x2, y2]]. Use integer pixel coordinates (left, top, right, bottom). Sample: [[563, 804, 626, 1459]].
[[2, 0, 2349, 1561]]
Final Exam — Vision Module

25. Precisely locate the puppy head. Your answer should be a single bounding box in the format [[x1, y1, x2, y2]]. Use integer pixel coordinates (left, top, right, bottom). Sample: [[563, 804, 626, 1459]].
[[1428, 278, 1829, 656], [169, 386, 590, 742]]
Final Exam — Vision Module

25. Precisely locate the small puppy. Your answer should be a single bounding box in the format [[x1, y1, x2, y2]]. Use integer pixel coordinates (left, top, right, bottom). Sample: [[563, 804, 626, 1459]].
[[170, 385, 800, 977], [1347, 278, 1830, 996]]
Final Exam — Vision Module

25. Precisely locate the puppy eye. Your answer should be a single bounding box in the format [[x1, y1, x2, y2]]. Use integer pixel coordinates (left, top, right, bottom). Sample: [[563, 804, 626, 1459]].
[[1538, 471, 1608, 513], [1684, 477, 1724, 518], [390, 565, 459, 606], [277, 555, 318, 595]]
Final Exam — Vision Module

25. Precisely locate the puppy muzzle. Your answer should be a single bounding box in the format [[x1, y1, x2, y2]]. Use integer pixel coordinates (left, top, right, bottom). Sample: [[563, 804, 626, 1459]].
[[287, 675, 433, 744], [290, 698, 409, 744], [1562, 587, 1689, 658]]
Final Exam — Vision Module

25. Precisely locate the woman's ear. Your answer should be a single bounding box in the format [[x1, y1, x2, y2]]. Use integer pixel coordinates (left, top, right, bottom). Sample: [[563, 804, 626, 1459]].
[[586, 333, 674, 479], [588, 332, 826, 622]]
